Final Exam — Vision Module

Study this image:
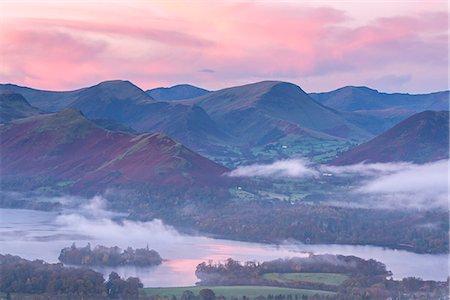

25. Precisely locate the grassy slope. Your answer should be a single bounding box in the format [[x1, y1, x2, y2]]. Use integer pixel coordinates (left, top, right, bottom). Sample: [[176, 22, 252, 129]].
[[263, 273, 349, 286], [141, 286, 336, 298]]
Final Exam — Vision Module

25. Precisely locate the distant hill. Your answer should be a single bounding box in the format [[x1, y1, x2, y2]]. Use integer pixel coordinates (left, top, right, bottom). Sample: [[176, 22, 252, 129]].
[[0, 80, 155, 112], [0, 81, 231, 156], [0, 92, 42, 123], [184, 81, 371, 145], [0, 80, 375, 164], [0, 109, 228, 191], [310, 86, 449, 134], [310, 86, 448, 112], [146, 84, 209, 100], [331, 111, 449, 165]]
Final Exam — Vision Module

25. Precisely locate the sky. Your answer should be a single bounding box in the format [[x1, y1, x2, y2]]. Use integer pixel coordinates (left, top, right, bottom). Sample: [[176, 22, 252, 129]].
[[0, 0, 448, 93]]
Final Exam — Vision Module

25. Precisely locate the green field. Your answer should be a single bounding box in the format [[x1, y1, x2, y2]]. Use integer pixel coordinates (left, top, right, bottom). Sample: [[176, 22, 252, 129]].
[[263, 273, 349, 286], [141, 286, 336, 298]]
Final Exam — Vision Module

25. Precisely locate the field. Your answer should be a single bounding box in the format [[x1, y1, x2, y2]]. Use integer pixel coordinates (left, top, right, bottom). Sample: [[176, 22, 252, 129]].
[[263, 272, 349, 286], [141, 286, 336, 298]]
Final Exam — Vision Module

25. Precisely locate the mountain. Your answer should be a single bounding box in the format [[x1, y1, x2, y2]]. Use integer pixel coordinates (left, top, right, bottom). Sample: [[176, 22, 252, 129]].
[[0, 80, 374, 165], [184, 81, 371, 145], [90, 118, 137, 134], [146, 84, 209, 101], [310, 86, 449, 112], [0, 92, 42, 123], [331, 111, 449, 165], [0, 109, 228, 191], [310, 86, 449, 134], [0, 80, 230, 154], [0, 80, 155, 112]]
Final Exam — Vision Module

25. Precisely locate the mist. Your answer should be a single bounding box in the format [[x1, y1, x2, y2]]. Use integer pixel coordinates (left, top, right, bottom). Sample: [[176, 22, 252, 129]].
[[228, 157, 448, 210], [323, 160, 448, 210], [1, 196, 448, 284], [354, 160, 449, 210], [228, 159, 318, 178], [321, 161, 415, 176]]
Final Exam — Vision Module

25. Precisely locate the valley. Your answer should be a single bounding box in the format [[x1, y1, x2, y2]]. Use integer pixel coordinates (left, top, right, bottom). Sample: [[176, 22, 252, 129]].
[[0, 79, 448, 299]]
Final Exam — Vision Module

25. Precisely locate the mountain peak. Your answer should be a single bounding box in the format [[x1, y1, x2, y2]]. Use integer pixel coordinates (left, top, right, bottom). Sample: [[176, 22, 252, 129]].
[[338, 86, 379, 93], [35, 108, 94, 131], [90, 80, 153, 101], [95, 79, 134, 88], [56, 107, 85, 118], [0, 92, 42, 123], [0, 91, 30, 105], [1, 109, 229, 191], [187, 80, 309, 111], [146, 84, 209, 101], [332, 110, 449, 165]]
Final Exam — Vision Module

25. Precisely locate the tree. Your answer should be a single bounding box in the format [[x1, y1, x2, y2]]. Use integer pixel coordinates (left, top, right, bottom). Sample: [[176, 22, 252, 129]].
[[181, 290, 196, 300], [199, 289, 216, 300], [106, 272, 123, 299]]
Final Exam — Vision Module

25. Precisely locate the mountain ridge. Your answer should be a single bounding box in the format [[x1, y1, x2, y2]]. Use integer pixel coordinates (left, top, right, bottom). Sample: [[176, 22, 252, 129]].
[[146, 84, 209, 101], [0, 92, 42, 123], [331, 110, 449, 165], [0, 109, 229, 191]]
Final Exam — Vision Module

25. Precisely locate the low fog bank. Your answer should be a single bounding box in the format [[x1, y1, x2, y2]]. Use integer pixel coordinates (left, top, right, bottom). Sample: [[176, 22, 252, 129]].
[[228, 158, 319, 178], [1, 196, 448, 283], [56, 196, 188, 249], [229, 159, 449, 210]]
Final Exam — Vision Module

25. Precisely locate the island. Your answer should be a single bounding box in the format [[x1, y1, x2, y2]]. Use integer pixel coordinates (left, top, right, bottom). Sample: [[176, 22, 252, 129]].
[[58, 243, 163, 267]]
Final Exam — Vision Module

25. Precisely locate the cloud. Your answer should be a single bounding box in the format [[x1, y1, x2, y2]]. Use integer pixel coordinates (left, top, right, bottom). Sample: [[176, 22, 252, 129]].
[[0, 1, 447, 92], [199, 69, 215, 73], [0, 28, 108, 89], [355, 160, 448, 210], [322, 161, 415, 176], [230, 158, 448, 210], [326, 160, 449, 210], [228, 159, 318, 178]]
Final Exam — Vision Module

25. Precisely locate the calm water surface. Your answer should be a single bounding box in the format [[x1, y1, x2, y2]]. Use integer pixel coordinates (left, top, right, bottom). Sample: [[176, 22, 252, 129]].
[[0, 208, 447, 287]]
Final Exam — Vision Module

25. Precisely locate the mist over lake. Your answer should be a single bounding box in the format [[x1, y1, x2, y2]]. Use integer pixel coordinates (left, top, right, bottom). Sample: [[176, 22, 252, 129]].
[[1, 207, 447, 287]]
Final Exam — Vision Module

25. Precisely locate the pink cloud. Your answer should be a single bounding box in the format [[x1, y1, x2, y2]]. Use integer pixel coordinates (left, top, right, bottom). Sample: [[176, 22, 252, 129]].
[[1, 28, 109, 89], [0, 2, 447, 93]]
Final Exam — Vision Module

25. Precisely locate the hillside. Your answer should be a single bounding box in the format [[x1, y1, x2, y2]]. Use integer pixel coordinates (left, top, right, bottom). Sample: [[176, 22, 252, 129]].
[[0, 80, 374, 164], [310, 86, 449, 134], [331, 111, 449, 165], [0, 80, 155, 113], [310, 86, 449, 112], [184, 81, 371, 145], [0, 92, 42, 123], [146, 84, 209, 100], [0, 109, 228, 191], [0, 81, 227, 151]]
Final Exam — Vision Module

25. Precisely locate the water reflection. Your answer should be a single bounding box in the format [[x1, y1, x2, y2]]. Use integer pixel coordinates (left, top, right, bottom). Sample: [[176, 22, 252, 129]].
[[0, 208, 448, 287]]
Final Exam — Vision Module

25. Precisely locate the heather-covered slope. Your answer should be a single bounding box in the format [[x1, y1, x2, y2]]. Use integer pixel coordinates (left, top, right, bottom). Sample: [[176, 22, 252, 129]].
[[0, 81, 227, 152], [0, 92, 42, 123], [331, 111, 449, 165], [146, 84, 209, 100], [0, 109, 228, 191]]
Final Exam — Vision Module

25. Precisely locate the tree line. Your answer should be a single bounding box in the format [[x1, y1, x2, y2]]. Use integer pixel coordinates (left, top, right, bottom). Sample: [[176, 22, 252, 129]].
[[0, 254, 142, 299]]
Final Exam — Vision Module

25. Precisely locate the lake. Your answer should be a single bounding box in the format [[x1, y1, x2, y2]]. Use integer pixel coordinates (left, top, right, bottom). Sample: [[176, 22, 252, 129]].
[[0, 207, 447, 287]]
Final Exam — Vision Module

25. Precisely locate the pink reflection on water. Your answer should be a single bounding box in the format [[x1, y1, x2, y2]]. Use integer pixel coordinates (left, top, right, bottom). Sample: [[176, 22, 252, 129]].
[[166, 258, 200, 273]]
